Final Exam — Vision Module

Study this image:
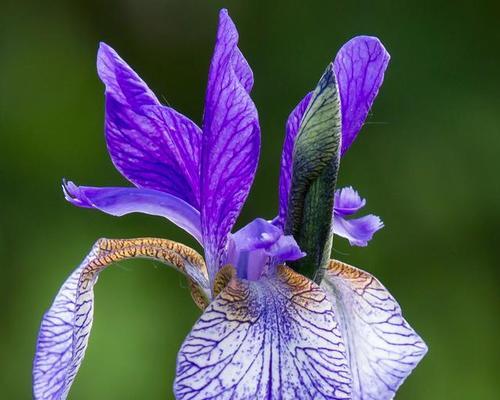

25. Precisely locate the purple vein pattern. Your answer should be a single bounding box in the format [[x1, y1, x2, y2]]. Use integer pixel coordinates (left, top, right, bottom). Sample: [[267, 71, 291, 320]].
[[100, 43, 202, 208], [322, 260, 428, 400], [175, 265, 352, 400], [33, 238, 209, 400], [33, 8, 427, 400], [33, 246, 100, 400], [201, 10, 260, 283]]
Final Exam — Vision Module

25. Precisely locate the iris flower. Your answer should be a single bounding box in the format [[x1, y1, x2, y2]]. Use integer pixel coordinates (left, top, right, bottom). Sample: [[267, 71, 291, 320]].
[[33, 9, 427, 400]]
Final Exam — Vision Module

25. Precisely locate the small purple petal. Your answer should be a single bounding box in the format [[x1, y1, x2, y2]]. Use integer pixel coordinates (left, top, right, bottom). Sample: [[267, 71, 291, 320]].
[[201, 9, 260, 282], [334, 36, 390, 156], [99, 43, 202, 207], [175, 265, 352, 399], [267, 234, 305, 264], [334, 186, 366, 216], [333, 214, 383, 247], [63, 181, 202, 244], [225, 218, 304, 280], [277, 92, 313, 229], [230, 218, 282, 251], [323, 260, 428, 400]]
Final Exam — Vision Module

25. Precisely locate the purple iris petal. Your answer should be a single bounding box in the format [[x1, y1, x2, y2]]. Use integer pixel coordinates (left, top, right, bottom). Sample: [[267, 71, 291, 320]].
[[332, 186, 383, 246], [277, 37, 389, 227], [34, 238, 209, 400], [267, 234, 305, 265], [33, 257, 94, 400], [99, 43, 202, 207], [334, 186, 366, 216], [98, 42, 158, 108], [225, 218, 304, 280], [323, 260, 427, 400], [333, 214, 383, 247], [175, 265, 352, 399], [63, 181, 202, 244], [334, 36, 390, 156], [200, 9, 260, 282]]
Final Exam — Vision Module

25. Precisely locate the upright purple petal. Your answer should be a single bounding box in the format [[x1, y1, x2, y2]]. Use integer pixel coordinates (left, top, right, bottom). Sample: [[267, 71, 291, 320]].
[[334, 186, 366, 216], [334, 36, 390, 156], [33, 238, 209, 400], [201, 9, 260, 282], [97, 42, 158, 108], [277, 92, 312, 229], [322, 260, 428, 400], [333, 214, 383, 247], [98, 44, 202, 207], [63, 181, 202, 244], [175, 265, 352, 399]]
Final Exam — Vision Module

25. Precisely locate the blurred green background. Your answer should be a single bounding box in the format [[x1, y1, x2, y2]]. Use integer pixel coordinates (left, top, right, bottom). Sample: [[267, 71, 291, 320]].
[[1, 0, 499, 398]]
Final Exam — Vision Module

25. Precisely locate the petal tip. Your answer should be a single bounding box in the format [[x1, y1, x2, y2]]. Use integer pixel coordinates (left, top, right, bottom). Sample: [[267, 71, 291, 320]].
[[62, 180, 90, 208]]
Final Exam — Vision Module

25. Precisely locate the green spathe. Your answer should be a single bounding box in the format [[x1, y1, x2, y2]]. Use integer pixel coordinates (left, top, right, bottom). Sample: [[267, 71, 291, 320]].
[[285, 63, 341, 282]]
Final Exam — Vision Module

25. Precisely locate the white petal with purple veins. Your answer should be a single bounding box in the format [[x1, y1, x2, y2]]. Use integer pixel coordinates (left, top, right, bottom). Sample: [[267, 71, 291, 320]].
[[322, 260, 428, 400], [175, 265, 352, 400]]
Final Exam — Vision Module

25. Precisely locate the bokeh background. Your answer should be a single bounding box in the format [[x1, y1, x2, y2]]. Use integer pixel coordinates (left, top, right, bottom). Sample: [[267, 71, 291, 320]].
[[1, 0, 499, 398]]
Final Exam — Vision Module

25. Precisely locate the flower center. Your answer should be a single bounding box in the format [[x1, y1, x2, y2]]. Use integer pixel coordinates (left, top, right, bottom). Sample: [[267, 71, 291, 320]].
[[224, 218, 305, 281]]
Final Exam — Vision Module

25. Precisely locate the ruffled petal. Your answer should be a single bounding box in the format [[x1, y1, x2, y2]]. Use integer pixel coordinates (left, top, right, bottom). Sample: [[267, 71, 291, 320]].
[[201, 9, 260, 281], [332, 186, 383, 246], [33, 238, 208, 400], [63, 181, 202, 244], [334, 186, 366, 216], [334, 36, 390, 156], [175, 265, 352, 399], [99, 43, 202, 207], [333, 214, 383, 247], [322, 260, 428, 400]]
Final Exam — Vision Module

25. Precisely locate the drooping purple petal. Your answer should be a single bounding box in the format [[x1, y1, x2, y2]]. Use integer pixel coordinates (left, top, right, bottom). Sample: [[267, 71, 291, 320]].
[[200, 9, 260, 282], [334, 36, 390, 155], [98, 43, 202, 207], [267, 234, 305, 265], [225, 218, 304, 280], [175, 265, 352, 399], [63, 181, 202, 244], [33, 238, 209, 400], [276, 92, 313, 229], [322, 260, 428, 400]]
